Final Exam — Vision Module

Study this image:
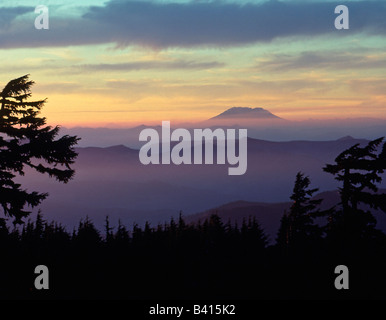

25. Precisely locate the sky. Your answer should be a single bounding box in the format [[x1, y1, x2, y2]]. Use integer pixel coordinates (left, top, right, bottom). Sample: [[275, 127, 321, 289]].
[[0, 0, 386, 127]]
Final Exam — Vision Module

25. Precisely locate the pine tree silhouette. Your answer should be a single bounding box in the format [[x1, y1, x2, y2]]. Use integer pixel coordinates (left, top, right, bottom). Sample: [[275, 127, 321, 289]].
[[74, 216, 101, 247], [323, 137, 386, 245], [115, 219, 130, 244], [0, 75, 79, 224], [276, 210, 289, 249], [276, 172, 322, 251], [104, 215, 114, 243]]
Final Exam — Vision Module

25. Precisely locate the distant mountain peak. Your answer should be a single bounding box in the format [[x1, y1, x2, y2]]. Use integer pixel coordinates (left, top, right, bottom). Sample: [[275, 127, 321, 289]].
[[337, 135, 356, 141], [210, 107, 281, 120]]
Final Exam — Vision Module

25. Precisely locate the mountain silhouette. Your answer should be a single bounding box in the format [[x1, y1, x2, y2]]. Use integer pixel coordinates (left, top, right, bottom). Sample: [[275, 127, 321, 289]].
[[209, 107, 281, 120], [185, 188, 386, 243], [17, 136, 383, 233]]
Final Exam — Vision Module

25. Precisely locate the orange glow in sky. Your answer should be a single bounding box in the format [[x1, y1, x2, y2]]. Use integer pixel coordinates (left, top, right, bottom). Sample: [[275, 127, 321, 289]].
[[1, 0, 386, 128]]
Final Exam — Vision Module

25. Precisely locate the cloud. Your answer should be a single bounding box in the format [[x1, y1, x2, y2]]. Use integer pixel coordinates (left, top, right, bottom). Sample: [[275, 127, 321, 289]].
[[0, 0, 385, 49], [255, 51, 386, 71], [349, 79, 386, 95], [0, 59, 224, 76], [103, 77, 335, 99], [0, 6, 32, 28], [72, 60, 225, 72], [34, 81, 83, 94]]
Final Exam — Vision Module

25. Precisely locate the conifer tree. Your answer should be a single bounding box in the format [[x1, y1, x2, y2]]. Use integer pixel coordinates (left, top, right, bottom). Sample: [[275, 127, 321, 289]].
[[276, 211, 290, 248], [0, 217, 9, 240], [276, 172, 322, 249], [323, 137, 386, 241], [143, 221, 153, 247], [0, 75, 79, 224], [104, 215, 114, 243], [115, 219, 130, 243], [178, 211, 186, 233], [132, 222, 142, 244], [250, 216, 268, 250], [75, 216, 101, 246], [34, 210, 44, 240]]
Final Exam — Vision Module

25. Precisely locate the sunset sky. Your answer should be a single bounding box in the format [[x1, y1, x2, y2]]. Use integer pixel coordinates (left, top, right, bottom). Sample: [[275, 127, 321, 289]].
[[0, 0, 386, 127]]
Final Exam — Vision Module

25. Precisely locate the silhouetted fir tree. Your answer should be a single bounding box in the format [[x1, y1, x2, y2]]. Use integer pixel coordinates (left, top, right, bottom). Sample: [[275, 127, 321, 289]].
[[143, 221, 154, 247], [238, 216, 267, 257], [21, 219, 35, 243], [151, 223, 165, 251], [74, 216, 101, 247], [43, 221, 70, 245], [132, 222, 143, 246], [196, 219, 202, 231], [0, 75, 79, 224], [144, 221, 152, 233], [178, 211, 186, 234], [34, 210, 44, 241], [204, 214, 225, 252], [114, 219, 130, 244], [155, 223, 164, 236], [167, 217, 177, 249], [0, 218, 8, 239], [250, 216, 268, 250], [177, 213, 196, 252], [241, 217, 248, 235], [276, 172, 322, 251], [169, 216, 177, 234], [276, 211, 289, 250], [234, 220, 239, 236], [208, 214, 224, 233], [323, 137, 386, 245], [224, 219, 237, 250], [7, 225, 20, 249], [240, 217, 249, 252], [104, 215, 114, 243], [0, 218, 11, 253], [224, 218, 232, 234]]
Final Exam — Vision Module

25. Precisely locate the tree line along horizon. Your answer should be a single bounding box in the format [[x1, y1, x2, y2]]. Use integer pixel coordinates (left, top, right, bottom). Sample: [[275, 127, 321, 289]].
[[1, 75, 386, 299]]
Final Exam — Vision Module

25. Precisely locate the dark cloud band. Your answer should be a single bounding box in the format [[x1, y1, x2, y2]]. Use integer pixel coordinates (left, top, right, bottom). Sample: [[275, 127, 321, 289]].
[[0, 1, 385, 49], [0, 6, 33, 28]]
